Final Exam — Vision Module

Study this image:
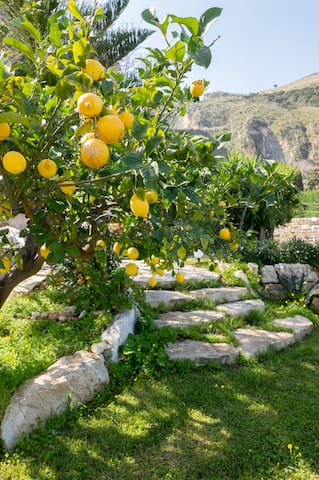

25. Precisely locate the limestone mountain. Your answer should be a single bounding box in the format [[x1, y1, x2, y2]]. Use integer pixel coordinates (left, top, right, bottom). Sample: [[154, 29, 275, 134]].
[[176, 73, 319, 181]]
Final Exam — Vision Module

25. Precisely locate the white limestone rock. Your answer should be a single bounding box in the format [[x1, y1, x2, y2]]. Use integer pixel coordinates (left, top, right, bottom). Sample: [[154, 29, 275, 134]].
[[1, 350, 109, 450], [166, 339, 239, 365], [272, 315, 313, 341], [101, 307, 139, 361], [234, 327, 295, 358]]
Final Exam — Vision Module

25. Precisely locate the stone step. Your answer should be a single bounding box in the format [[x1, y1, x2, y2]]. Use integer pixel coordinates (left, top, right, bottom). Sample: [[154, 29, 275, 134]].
[[165, 315, 314, 364], [216, 299, 265, 317], [165, 339, 239, 366], [189, 286, 248, 304], [145, 290, 193, 309], [234, 328, 295, 357], [126, 261, 220, 287], [272, 315, 313, 340], [154, 310, 225, 329]]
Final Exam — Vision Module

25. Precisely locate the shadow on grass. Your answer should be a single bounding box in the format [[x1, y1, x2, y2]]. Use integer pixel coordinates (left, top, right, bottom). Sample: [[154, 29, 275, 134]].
[[1, 328, 319, 479]]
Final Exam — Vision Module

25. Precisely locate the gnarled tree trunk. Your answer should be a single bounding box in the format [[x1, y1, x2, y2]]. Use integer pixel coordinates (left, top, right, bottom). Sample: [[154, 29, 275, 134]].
[[0, 235, 44, 308]]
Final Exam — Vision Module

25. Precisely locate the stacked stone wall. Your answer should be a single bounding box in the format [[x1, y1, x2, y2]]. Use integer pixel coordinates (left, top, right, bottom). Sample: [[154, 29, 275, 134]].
[[274, 218, 319, 244]]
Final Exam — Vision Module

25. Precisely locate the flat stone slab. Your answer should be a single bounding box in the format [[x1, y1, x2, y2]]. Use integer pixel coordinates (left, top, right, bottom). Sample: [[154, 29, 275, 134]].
[[189, 286, 248, 304], [154, 310, 225, 328], [128, 261, 220, 286], [145, 290, 192, 309], [166, 339, 239, 365], [234, 327, 295, 358], [216, 299, 265, 318], [272, 315, 313, 341]]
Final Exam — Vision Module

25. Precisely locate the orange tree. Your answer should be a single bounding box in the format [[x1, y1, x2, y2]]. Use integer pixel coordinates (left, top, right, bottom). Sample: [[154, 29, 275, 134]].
[[0, 1, 230, 308]]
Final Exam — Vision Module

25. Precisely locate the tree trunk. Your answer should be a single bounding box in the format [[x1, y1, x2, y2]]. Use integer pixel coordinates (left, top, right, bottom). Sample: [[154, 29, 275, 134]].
[[0, 236, 44, 309]]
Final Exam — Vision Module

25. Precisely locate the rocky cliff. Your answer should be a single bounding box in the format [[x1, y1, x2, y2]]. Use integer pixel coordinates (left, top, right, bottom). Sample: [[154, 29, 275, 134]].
[[176, 73, 319, 180]]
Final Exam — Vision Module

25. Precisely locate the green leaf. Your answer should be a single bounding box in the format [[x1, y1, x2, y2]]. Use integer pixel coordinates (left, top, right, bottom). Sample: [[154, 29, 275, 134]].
[[183, 187, 199, 203], [68, 0, 83, 21], [141, 8, 159, 26], [49, 240, 65, 263], [165, 41, 186, 62], [163, 186, 178, 202], [3, 37, 35, 64], [0, 111, 30, 128], [100, 79, 114, 98], [146, 136, 164, 153], [132, 119, 149, 140], [199, 7, 222, 35], [141, 161, 159, 189], [72, 38, 89, 65], [55, 79, 74, 100], [169, 15, 199, 36], [11, 18, 41, 42], [122, 152, 143, 170], [190, 46, 212, 68], [49, 23, 62, 47], [65, 245, 81, 258]]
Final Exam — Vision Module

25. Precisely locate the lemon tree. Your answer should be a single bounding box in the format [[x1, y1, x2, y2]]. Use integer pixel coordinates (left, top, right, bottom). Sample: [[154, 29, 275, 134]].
[[0, 1, 230, 308]]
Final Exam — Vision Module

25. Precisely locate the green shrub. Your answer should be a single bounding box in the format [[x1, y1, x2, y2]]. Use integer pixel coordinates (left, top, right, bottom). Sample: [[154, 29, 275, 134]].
[[239, 238, 319, 268]]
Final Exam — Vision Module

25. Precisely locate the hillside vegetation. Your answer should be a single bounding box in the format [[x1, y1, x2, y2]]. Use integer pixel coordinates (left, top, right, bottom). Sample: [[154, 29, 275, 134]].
[[176, 73, 319, 181]]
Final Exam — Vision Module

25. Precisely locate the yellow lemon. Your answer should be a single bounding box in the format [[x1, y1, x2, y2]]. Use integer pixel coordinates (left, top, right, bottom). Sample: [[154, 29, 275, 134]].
[[127, 247, 139, 260], [37, 159, 57, 178], [96, 239, 106, 249], [209, 209, 214, 218], [219, 227, 232, 241], [176, 272, 185, 283], [125, 262, 138, 276], [0, 257, 10, 274], [148, 276, 157, 288], [0, 123, 10, 141], [190, 80, 205, 97], [230, 242, 239, 250], [177, 245, 187, 260], [39, 244, 50, 259], [81, 138, 110, 168], [150, 255, 159, 265], [77, 92, 103, 118], [119, 111, 134, 129], [145, 189, 158, 204], [218, 200, 226, 208], [59, 180, 76, 195], [97, 115, 125, 144], [113, 242, 121, 255], [130, 193, 149, 218], [80, 132, 95, 145], [2, 151, 27, 174], [155, 267, 164, 276], [82, 59, 105, 82]]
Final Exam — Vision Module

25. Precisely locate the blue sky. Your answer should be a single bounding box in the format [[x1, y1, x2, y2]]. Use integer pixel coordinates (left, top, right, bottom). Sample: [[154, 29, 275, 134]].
[[115, 0, 319, 93]]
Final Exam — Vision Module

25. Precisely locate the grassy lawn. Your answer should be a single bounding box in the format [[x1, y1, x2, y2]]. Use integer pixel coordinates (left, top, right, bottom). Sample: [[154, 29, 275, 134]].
[[299, 190, 319, 217], [1, 282, 319, 479]]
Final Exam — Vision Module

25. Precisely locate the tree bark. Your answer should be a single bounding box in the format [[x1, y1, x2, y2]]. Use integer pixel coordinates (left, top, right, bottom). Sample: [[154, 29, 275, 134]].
[[0, 236, 45, 309]]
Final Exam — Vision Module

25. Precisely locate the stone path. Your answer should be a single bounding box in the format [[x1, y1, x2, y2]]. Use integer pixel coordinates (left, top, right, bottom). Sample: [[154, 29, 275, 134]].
[[145, 277, 314, 365], [10, 260, 315, 366]]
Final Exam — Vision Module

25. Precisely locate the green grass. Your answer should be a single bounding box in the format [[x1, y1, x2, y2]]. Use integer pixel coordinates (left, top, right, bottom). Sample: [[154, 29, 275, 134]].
[[1, 281, 319, 479], [0, 286, 112, 419], [298, 189, 319, 217], [1, 326, 319, 479]]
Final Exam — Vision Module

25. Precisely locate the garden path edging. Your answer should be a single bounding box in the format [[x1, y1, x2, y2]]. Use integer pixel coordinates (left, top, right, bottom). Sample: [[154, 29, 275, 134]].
[[1, 306, 139, 451]]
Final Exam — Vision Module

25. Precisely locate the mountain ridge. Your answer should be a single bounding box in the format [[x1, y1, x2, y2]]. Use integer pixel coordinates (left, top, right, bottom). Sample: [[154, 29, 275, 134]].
[[176, 73, 319, 181]]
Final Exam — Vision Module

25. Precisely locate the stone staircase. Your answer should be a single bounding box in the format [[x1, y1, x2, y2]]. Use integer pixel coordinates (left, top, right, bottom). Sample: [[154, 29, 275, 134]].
[[136, 264, 314, 366]]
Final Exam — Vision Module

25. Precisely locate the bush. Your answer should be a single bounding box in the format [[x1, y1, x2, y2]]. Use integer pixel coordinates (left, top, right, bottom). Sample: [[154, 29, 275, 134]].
[[239, 238, 319, 269]]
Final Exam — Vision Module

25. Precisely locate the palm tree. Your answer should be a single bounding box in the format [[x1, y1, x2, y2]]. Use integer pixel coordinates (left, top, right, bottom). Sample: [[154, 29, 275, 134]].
[[0, 0, 153, 68]]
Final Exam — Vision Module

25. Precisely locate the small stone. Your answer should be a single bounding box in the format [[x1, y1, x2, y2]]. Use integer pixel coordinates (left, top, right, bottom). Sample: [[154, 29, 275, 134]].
[[61, 306, 77, 317], [261, 265, 279, 284], [90, 342, 111, 356], [47, 312, 59, 321], [78, 310, 87, 319], [40, 312, 49, 319], [93, 310, 104, 316], [58, 315, 68, 323], [30, 312, 41, 320]]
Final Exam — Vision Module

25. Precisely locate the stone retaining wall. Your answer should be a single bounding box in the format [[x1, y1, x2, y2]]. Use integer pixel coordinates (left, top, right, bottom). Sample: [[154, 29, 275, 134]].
[[274, 218, 319, 244]]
